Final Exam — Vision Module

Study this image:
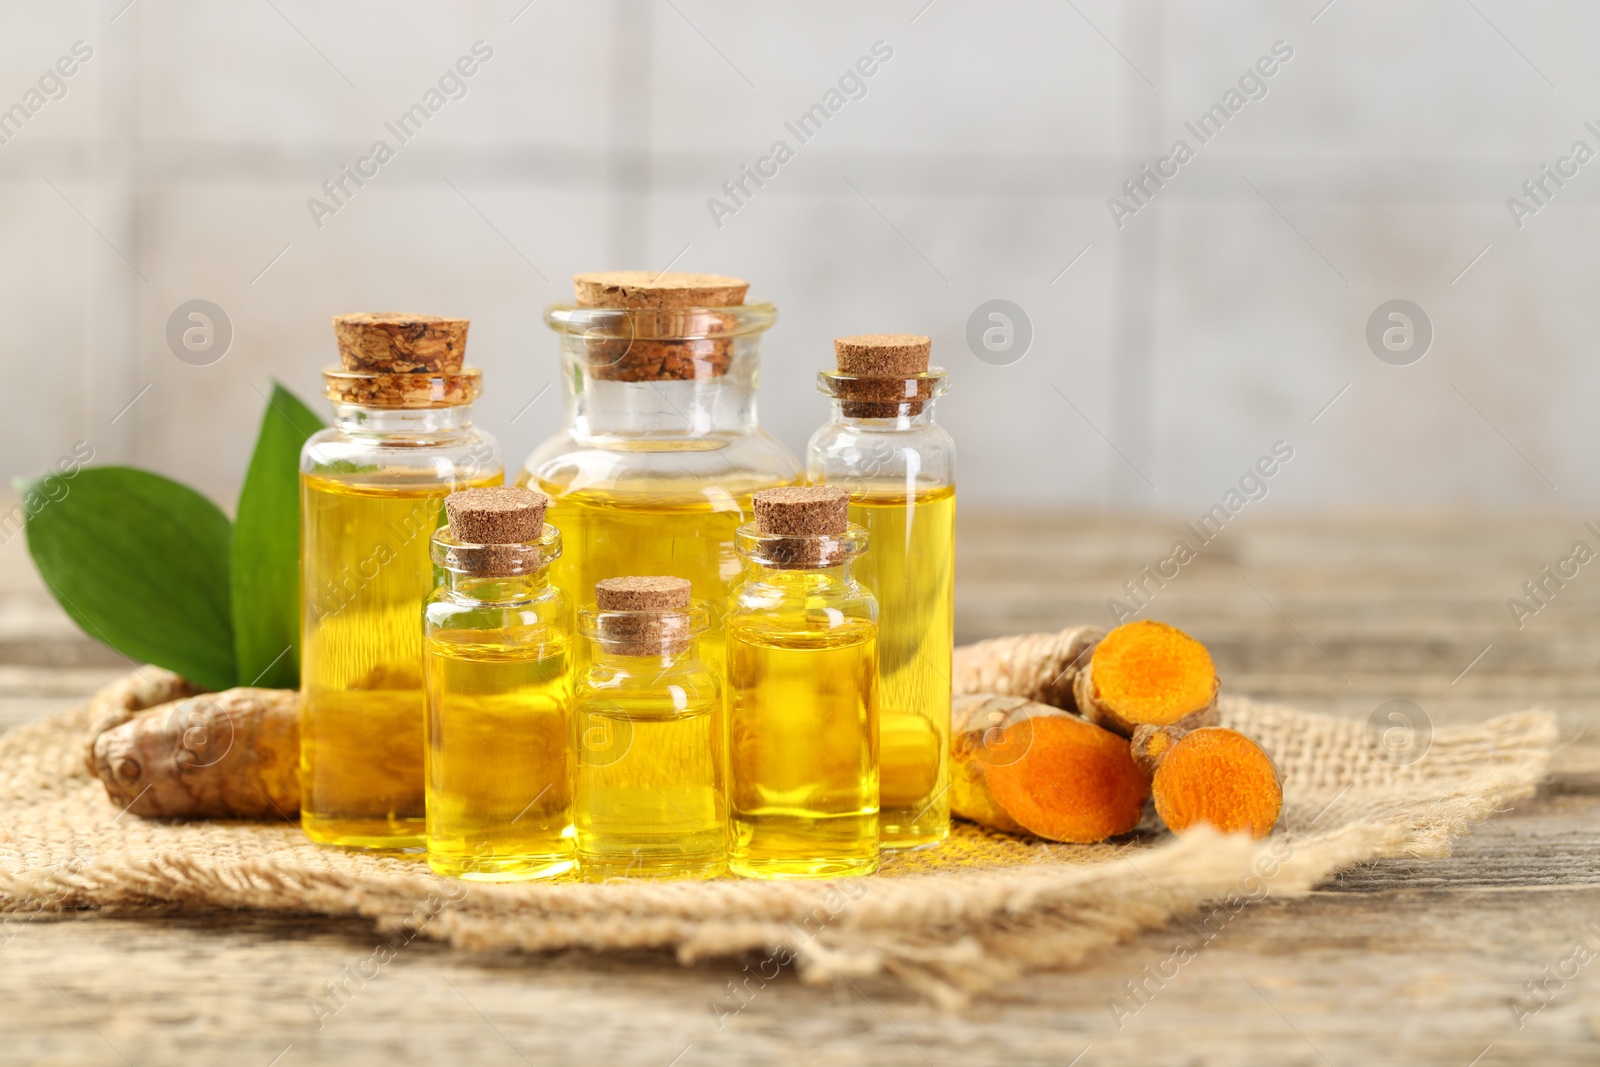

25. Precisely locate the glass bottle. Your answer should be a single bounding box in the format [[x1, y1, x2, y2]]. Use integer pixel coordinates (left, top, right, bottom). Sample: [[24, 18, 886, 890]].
[[519, 272, 800, 683], [300, 313, 501, 850], [423, 487, 573, 880], [806, 334, 954, 851], [727, 487, 879, 879], [574, 576, 724, 880]]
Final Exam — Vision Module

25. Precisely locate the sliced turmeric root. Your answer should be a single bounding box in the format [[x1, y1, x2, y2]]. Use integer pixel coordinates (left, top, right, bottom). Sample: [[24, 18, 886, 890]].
[[953, 623, 1281, 843], [1137, 725, 1282, 839], [952, 694, 1150, 843], [1074, 620, 1219, 737]]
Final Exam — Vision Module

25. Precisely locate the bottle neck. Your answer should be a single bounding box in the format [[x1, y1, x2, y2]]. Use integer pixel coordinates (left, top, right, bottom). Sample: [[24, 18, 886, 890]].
[[564, 375, 758, 441], [590, 642, 697, 670], [742, 558, 856, 588], [332, 403, 476, 437], [443, 569, 549, 603], [548, 304, 776, 443], [826, 397, 940, 430]]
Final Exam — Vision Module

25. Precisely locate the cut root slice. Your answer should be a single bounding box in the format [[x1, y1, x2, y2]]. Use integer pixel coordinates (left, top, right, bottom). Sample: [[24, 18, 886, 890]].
[[1150, 727, 1282, 840], [980, 712, 1151, 844], [1076, 619, 1220, 737]]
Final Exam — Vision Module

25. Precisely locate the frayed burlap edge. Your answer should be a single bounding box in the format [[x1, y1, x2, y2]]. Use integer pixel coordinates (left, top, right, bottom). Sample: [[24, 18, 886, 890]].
[[0, 679, 1556, 1005]]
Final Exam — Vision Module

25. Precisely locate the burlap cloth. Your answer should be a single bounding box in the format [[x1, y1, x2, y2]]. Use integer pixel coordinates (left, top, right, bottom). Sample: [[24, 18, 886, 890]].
[[0, 656, 1556, 1003]]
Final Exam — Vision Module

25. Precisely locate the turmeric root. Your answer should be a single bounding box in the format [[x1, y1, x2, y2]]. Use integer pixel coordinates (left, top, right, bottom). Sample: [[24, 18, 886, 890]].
[[83, 666, 205, 772], [1133, 724, 1282, 839], [1073, 620, 1219, 738], [89, 686, 300, 820], [951, 694, 1150, 843], [951, 625, 1103, 710], [951, 695, 1030, 834]]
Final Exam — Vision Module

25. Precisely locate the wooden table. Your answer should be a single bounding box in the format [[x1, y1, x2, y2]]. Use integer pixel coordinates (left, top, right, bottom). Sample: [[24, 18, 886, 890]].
[[2, 511, 1595, 1066]]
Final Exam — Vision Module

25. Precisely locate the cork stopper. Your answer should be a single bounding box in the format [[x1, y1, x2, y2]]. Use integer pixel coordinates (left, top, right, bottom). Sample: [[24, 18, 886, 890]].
[[445, 487, 548, 545], [834, 334, 931, 377], [570, 272, 748, 383], [596, 576, 692, 612], [591, 575, 697, 656], [326, 312, 478, 408], [333, 313, 469, 373], [434, 488, 552, 577], [574, 272, 748, 310], [830, 333, 935, 418], [754, 486, 850, 537]]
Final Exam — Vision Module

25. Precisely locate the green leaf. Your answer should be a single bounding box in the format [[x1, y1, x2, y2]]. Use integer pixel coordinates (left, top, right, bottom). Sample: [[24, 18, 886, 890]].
[[232, 382, 325, 689], [24, 466, 235, 691]]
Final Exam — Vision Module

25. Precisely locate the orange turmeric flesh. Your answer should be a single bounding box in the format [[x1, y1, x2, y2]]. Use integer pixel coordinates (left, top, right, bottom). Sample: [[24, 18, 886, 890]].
[[1091, 620, 1217, 727], [1151, 727, 1281, 839], [983, 716, 1151, 843]]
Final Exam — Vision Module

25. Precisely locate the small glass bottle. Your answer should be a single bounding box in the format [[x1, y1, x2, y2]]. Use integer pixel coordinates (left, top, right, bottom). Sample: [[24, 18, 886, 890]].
[[575, 576, 724, 880], [423, 487, 573, 880], [807, 334, 954, 850], [300, 313, 501, 850], [727, 486, 879, 879], [520, 272, 800, 683]]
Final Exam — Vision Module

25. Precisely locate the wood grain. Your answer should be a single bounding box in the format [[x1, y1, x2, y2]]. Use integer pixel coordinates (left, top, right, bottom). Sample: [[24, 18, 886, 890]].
[[2, 509, 1597, 1065]]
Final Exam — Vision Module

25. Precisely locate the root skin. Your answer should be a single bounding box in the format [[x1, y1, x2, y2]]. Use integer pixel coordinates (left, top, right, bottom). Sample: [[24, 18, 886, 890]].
[[951, 694, 1150, 843], [89, 687, 301, 820], [83, 667, 205, 776], [951, 626, 1103, 710]]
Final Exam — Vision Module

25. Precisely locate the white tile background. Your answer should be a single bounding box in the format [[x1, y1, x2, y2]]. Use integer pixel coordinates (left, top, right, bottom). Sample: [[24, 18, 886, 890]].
[[0, 0, 1592, 515]]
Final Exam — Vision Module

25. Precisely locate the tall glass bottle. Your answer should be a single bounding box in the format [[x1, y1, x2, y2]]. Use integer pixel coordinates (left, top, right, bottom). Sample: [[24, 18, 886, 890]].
[[727, 487, 879, 879], [806, 334, 954, 850], [424, 487, 573, 880], [300, 313, 501, 850], [519, 272, 800, 682], [575, 576, 724, 880]]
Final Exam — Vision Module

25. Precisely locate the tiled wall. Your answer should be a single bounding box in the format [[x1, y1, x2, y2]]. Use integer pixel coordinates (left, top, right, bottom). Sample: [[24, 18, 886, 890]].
[[1, 0, 1592, 514]]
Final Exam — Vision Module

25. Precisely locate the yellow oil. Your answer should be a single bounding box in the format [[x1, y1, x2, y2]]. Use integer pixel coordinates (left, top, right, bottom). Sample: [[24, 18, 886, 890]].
[[424, 632, 574, 879], [521, 483, 764, 674], [299, 472, 498, 849], [849, 486, 954, 849], [727, 617, 879, 878], [575, 682, 725, 879]]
